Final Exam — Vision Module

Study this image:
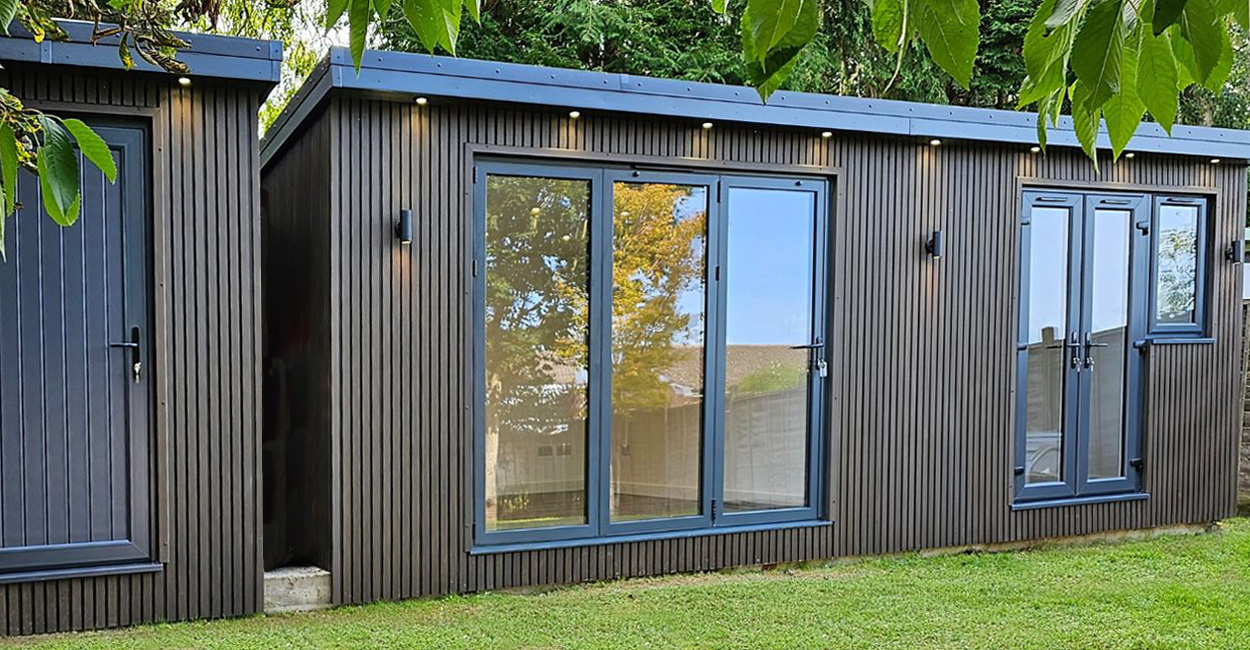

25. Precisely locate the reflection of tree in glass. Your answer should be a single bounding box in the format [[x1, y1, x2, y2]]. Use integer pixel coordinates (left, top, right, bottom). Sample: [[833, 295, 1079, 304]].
[[485, 176, 591, 456], [612, 184, 707, 413], [1157, 226, 1197, 323], [735, 361, 806, 396]]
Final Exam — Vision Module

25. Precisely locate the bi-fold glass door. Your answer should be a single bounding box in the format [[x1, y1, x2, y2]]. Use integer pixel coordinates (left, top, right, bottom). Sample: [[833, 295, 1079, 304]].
[[1016, 191, 1146, 503], [474, 161, 828, 546]]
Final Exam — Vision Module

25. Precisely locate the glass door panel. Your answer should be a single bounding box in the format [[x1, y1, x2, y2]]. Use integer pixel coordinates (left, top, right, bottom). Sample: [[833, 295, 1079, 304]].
[[722, 187, 816, 513], [1084, 208, 1132, 480], [609, 181, 709, 523], [483, 174, 593, 532], [1022, 204, 1075, 487]]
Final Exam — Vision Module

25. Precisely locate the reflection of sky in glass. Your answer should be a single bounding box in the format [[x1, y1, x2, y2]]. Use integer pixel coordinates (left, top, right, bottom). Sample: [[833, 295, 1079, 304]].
[[725, 188, 815, 345], [1090, 210, 1130, 334], [1028, 207, 1133, 342], [1027, 207, 1069, 344]]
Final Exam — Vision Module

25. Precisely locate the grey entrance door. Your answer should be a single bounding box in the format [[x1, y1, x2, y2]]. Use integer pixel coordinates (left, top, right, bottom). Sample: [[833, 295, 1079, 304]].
[[0, 122, 152, 578]]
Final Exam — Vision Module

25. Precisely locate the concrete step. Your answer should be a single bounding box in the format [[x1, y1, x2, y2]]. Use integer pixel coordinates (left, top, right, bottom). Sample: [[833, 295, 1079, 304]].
[[264, 566, 332, 613]]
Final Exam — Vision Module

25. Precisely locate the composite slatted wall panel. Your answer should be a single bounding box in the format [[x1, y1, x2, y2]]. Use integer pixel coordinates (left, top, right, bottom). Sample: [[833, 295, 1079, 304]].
[[0, 68, 265, 635], [262, 96, 1244, 607]]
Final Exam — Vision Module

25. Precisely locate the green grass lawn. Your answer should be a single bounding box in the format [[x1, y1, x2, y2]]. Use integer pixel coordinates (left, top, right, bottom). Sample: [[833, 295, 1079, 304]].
[[9, 518, 1250, 650]]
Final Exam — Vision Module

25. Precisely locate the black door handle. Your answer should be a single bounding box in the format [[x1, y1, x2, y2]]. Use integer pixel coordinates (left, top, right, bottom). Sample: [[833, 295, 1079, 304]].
[[109, 326, 142, 383]]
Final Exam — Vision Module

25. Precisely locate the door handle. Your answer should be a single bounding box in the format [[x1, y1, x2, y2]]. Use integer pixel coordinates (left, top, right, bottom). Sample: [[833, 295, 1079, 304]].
[[1083, 332, 1108, 368], [790, 341, 826, 377], [1066, 332, 1082, 370], [109, 326, 142, 383]]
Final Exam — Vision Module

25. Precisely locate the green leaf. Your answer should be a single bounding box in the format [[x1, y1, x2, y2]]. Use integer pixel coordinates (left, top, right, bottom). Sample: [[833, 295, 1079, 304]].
[[403, 0, 462, 54], [0, 124, 17, 216], [741, 0, 819, 100], [62, 119, 117, 183], [1020, 0, 1079, 106], [1174, 0, 1224, 85], [1036, 90, 1053, 150], [327, 0, 349, 29], [1153, 0, 1188, 33], [1070, 81, 1101, 170], [1045, 0, 1089, 28], [348, 0, 373, 68], [1170, 24, 1199, 85], [742, 0, 809, 64], [1071, 0, 1130, 108], [712, 0, 728, 13], [912, 0, 981, 88], [871, 0, 906, 51], [0, 0, 18, 35], [1102, 30, 1145, 158], [374, 0, 393, 18], [1138, 31, 1179, 133], [36, 116, 81, 227], [440, 0, 464, 53], [465, 0, 481, 22]]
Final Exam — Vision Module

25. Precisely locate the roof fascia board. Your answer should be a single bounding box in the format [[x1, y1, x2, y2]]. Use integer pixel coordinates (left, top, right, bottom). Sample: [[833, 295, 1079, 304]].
[[263, 47, 1250, 162], [0, 21, 281, 84]]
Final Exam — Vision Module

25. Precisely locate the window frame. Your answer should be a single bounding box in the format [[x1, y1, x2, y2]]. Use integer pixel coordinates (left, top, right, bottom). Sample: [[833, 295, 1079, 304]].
[[471, 159, 830, 548], [1147, 195, 1210, 338]]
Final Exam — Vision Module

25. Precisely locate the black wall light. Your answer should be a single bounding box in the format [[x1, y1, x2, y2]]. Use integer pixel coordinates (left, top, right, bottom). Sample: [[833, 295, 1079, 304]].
[[1225, 238, 1244, 263], [395, 208, 413, 245], [925, 230, 944, 259]]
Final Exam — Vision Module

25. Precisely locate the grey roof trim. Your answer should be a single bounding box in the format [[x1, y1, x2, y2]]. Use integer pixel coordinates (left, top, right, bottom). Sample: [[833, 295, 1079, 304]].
[[0, 20, 281, 85], [262, 46, 1250, 167]]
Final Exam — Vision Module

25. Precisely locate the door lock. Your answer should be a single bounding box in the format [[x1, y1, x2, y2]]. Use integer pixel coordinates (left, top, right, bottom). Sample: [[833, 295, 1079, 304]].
[[110, 326, 142, 384]]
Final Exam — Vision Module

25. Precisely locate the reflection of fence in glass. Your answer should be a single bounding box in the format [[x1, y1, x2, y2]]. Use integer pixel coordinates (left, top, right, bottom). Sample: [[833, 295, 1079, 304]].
[[1023, 326, 1127, 484]]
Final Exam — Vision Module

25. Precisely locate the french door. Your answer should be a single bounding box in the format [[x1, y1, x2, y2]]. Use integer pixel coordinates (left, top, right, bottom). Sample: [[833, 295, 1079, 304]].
[[1016, 191, 1146, 503]]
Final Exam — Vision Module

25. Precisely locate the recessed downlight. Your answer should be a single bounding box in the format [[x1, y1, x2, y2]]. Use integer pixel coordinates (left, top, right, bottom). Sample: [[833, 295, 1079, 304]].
[[929, 139, 942, 147], [702, 122, 714, 129], [177, 77, 192, 87], [569, 110, 581, 119], [415, 96, 429, 105]]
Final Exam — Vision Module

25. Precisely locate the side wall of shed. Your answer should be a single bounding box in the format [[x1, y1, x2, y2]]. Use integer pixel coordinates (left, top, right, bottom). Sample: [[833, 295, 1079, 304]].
[[261, 111, 335, 573], [283, 96, 1244, 606], [0, 67, 265, 635]]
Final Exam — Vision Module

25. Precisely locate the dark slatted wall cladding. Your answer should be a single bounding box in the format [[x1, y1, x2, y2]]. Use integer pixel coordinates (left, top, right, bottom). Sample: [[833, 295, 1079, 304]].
[[260, 97, 1242, 607], [0, 68, 265, 635]]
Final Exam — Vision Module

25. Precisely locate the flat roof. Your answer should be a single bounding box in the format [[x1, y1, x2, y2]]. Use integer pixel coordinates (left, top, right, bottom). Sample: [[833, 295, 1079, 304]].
[[0, 21, 281, 85], [262, 46, 1250, 167]]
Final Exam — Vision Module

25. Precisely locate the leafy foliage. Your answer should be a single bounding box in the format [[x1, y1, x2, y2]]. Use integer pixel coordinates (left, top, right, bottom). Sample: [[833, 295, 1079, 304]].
[[0, 0, 210, 256], [380, 0, 1034, 108]]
